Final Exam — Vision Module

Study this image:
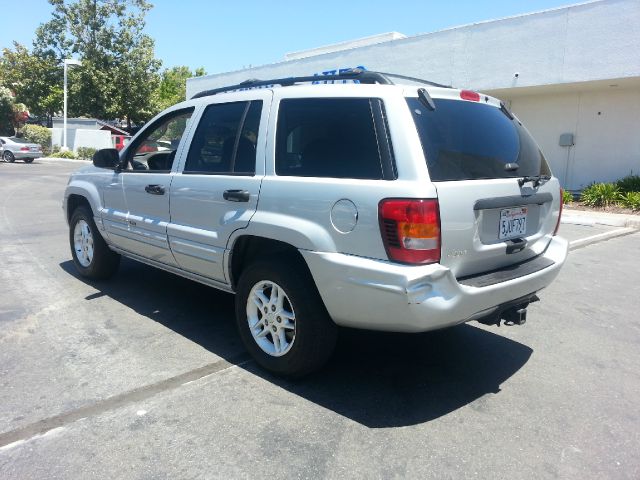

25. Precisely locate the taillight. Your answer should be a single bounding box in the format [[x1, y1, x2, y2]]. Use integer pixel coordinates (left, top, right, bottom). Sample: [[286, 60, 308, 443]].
[[554, 188, 564, 236], [20, 147, 29, 152], [460, 90, 480, 102], [379, 199, 441, 265]]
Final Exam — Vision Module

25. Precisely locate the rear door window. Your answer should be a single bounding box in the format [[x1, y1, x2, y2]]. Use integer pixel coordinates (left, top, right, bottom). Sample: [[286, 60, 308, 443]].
[[407, 98, 550, 181], [276, 98, 394, 179]]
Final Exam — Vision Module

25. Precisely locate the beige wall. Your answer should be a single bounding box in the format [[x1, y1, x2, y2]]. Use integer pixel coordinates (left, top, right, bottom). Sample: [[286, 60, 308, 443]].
[[502, 86, 640, 191]]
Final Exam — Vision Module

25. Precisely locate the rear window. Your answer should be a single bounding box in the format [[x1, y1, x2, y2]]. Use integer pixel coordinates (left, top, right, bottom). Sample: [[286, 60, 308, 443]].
[[407, 98, 550, 181]]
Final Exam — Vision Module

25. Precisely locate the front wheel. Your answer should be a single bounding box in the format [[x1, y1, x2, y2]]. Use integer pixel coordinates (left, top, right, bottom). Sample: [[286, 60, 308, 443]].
[[3, 151, 15, 162], [235, 259, 337, 378], [69, 206, 120, 279]]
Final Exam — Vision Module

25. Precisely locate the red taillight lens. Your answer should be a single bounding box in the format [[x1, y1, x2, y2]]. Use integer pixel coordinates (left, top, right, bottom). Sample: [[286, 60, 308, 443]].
[[460, 90, 480, 102], [20, 147, 30, 151], [379, 199, 441, 264], [554, 188, 564, 236]]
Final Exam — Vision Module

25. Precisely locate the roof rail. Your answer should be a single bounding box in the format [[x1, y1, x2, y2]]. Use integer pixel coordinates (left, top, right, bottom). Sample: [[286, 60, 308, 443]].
[[190, 68, 451, 99], [191, 68, 392, 99]]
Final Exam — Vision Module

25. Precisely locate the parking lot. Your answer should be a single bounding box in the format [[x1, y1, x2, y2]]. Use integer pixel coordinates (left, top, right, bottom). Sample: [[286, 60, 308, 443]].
[[1, 160, 639, 479]]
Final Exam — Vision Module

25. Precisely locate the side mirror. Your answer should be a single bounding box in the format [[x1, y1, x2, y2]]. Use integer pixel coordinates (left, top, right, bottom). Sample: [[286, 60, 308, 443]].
[[93, 148, 121, 169]]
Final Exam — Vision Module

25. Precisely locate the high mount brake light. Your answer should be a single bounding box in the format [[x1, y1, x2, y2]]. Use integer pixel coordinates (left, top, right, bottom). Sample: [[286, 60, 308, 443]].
[[460, 90, 480, 102], [379, 199, 441, 265]]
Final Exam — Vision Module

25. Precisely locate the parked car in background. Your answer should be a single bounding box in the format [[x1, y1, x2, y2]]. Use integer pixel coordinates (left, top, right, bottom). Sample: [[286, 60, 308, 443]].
[[112, 134, 131, 151], [1, 136, 43, 163]]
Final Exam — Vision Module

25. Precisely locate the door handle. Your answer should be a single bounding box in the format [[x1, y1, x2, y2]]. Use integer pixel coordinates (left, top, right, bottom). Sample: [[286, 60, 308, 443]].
[[223, 189, 250, 202], [145, 184, 165, 195]]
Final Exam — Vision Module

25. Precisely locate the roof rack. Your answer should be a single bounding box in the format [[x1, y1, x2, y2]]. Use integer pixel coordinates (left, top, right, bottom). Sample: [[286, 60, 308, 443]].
[[190, 68, 450, 99]]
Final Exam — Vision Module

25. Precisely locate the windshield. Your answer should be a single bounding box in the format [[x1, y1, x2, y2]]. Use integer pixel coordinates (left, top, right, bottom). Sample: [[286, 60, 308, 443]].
[[407, 98, 550, 181], [8, 137, 33, 144]]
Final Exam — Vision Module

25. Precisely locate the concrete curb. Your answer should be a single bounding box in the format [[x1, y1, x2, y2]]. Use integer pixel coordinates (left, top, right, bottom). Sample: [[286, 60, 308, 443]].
[[562, 208, 640, 229], [36, 157, 91, 164], [568, 227, 637, 250]]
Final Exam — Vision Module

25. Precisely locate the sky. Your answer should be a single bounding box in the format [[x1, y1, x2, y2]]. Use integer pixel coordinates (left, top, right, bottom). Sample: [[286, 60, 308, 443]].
[[1, 0, 586, 76]]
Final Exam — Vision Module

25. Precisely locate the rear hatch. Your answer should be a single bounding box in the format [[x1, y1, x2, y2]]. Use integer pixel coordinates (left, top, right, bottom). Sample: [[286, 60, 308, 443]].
[[407, 89, 560, 278]]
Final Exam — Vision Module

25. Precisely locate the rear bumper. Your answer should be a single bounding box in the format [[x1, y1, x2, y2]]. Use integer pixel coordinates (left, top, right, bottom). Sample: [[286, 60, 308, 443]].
[[13, 152, 41, 159], [301, 235, 568, 332]]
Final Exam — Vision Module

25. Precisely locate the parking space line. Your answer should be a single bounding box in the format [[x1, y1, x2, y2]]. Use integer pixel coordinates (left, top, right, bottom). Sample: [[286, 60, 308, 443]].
[[568, 227, 637, 250], [0, 353, 251, 449]]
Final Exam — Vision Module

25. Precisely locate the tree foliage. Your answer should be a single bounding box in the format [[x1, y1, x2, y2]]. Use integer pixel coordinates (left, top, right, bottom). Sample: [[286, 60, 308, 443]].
[[0, 42, 62, 120], [33, 0, 161, 123], [155, 66, 206, 111]]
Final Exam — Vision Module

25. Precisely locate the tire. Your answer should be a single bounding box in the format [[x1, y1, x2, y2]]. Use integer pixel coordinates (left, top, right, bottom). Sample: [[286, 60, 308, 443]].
[[3, 151, 15, 162], [235, 258, 337, 378], [69, 205, 120, 279], [23, 158, 34, 163]]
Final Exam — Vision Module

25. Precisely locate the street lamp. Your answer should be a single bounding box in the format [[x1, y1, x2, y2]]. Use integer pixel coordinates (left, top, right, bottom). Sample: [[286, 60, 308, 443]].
[[62, 58, 82, 152]]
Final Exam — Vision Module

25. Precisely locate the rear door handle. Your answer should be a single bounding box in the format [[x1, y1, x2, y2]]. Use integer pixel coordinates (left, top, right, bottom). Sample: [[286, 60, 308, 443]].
[[145, 184, 165, 195], [223, 189, 250, 202]]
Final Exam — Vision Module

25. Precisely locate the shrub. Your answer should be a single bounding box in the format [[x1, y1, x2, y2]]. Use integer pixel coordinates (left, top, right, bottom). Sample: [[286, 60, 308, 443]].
[[580, 183, 621, 207], [50, 150, 77, 159], [76, 147, 97, 160], [620, 192, 640, 211], [562, 190, 574, 204], [22, 124, 52, 155], [616, 174, 640, 193]]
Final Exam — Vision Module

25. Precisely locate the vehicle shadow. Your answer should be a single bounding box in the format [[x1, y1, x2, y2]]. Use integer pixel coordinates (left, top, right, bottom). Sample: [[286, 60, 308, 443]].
[[60, 258, 532, 428]]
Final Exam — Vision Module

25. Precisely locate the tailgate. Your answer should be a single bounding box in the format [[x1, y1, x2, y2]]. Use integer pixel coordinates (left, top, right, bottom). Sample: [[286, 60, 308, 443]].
[[436, 178, 560, 277], [406, 92, 560, 278]]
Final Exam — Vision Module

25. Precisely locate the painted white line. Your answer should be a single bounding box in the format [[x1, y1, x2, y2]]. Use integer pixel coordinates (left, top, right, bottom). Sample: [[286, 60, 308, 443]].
[[569, 228, 636, 250]]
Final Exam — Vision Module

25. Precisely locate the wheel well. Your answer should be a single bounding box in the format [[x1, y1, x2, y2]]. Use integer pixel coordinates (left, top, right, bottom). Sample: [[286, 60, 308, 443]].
[[67, 194, 92, 223], [230, 236, 309, 290]]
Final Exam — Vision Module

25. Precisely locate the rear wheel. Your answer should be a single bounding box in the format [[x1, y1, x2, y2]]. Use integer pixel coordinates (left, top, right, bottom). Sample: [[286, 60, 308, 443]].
[[3, 151, 15, 162], [235, 258, 337, 378], [23, 158, 34, 163], [69, 205, 120, 279]]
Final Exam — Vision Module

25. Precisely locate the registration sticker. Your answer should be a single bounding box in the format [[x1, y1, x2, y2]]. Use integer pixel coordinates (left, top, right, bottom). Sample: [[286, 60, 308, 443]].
[[499, 207, 528, 240]]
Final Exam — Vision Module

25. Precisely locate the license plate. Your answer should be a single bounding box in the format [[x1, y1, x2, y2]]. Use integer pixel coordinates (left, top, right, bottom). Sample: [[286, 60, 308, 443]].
[[499, 207, 528, 240]]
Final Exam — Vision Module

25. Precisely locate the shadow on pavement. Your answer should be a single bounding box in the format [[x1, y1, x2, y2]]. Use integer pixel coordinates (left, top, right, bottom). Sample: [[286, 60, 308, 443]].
[[60, 258, 532, 428]]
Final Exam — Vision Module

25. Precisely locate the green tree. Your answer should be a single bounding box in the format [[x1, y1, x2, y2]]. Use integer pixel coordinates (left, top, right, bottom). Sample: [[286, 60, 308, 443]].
[[0, 86, 14, 135], [33, 0, 161, 123], [0, 42, 62, 123], [154, 66, 207, 111]]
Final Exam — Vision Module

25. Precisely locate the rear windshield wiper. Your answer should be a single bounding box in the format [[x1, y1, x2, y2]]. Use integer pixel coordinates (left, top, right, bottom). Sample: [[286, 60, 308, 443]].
[[518, 175, 551, 188]]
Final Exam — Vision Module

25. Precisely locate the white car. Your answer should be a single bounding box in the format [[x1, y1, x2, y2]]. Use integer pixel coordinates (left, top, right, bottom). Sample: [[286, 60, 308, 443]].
[[1, 136, 42, 163], [63, 69, 568, 377]]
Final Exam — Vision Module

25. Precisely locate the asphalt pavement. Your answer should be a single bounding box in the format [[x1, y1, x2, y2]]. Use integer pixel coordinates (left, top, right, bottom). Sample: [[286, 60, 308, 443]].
[[1, 160, 639, 479]]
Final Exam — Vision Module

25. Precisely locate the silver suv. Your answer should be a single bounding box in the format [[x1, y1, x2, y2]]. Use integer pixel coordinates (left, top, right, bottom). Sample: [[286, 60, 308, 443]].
[[63, 70, 568, 377]]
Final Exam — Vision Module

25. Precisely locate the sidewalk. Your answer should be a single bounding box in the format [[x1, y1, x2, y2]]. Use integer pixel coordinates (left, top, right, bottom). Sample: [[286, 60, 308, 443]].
[[562, 206, 640, 229]]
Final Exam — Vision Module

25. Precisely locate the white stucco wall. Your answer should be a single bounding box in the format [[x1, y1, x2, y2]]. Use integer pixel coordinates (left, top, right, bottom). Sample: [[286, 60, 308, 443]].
[[187, 0, 640, 98], [50, 128, 112, 152], [503, 86, 640, 191]]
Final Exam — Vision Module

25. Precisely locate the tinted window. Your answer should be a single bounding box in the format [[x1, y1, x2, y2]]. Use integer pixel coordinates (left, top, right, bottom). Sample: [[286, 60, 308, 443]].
[[126, 109, 194, 171], [276, 98, 385, 179], [184, 100, 261, 175], [407, 98, 550, 181]]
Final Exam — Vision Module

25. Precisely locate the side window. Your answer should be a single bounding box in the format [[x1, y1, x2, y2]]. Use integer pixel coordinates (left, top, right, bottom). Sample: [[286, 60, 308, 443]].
[[126, 108, 194, 172], [184, 100, 262, 175], [275, 98, 388, 179]]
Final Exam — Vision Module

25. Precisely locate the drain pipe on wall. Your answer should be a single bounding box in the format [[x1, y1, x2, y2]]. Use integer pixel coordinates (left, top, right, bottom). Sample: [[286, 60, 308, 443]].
[[559, 133, 575, 190]]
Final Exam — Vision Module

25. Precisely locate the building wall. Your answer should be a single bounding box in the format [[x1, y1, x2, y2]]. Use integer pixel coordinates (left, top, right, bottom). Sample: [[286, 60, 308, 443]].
[[50, 128, 112, 153], [187, 0, 640, 98], [502, 86, 640, 190]]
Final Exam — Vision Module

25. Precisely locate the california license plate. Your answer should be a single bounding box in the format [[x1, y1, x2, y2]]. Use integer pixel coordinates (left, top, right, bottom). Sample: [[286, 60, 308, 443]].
[[499, 207, 528, 240]]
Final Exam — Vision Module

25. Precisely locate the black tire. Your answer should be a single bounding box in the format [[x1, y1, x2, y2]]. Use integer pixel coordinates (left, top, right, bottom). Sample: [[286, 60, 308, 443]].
[[3, 151, 15, 162], [235, 258, 337, 378], [23, 158, 34, 163], [69, 205, 120, 279]]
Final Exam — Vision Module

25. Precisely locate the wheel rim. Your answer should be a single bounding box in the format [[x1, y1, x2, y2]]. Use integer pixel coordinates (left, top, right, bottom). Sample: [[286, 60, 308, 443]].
[[246, 280, 296, 357], [3, 151, 13, 162], [73, 219, 94, 267]]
